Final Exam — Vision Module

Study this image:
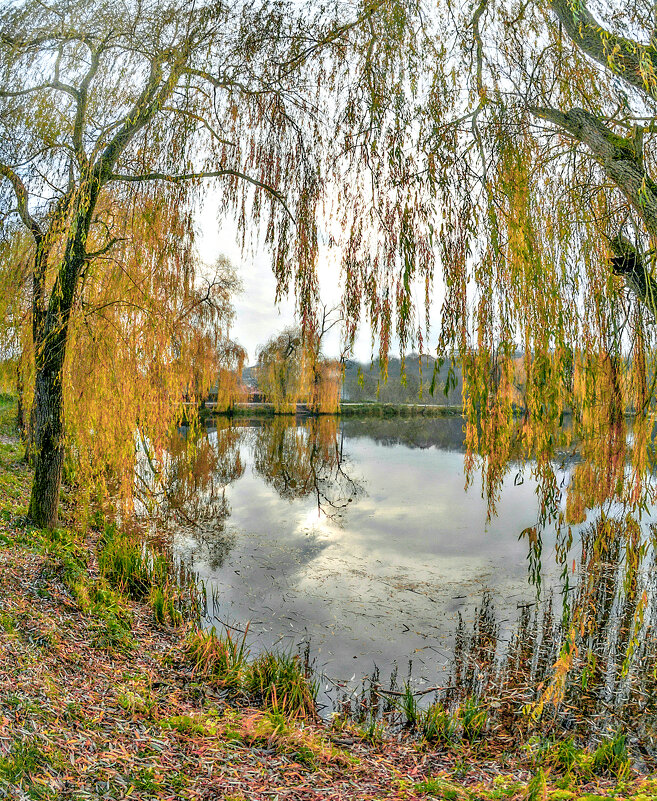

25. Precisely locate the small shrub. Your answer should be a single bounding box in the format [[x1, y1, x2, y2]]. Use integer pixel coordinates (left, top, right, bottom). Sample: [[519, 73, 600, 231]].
[[245, 651, 317, 718]]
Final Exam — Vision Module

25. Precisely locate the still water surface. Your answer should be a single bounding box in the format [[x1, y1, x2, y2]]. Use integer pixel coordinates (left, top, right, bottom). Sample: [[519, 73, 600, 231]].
[[169, 415, 631, 707]]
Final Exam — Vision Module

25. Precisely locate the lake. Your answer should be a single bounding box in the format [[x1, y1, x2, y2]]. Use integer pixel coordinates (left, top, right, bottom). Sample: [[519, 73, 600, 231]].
[[162, 414, 657, 722]]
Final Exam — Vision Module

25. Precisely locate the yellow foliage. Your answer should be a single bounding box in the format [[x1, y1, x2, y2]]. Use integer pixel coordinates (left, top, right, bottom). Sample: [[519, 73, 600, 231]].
[[1, 194, 245, 515]]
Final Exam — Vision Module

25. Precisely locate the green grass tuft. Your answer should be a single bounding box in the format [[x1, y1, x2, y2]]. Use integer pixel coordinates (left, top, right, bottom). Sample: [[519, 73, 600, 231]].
[[414, 776, 469, 799], [245, 650, 318, 719], [0, 737, 66, 799], [459, 696, 487, 742], [400, 682, 419, 727], [0, 739, 47, 785], [98, 523, 202, 626], [71, 579, 134, 652], [150, 583, 184, 628], [591, 731, 629, 779], [98, 523, 168, 601], [526, 768, 547, 801], [182, 625, 250, 688], [421, 701, 457, 744]]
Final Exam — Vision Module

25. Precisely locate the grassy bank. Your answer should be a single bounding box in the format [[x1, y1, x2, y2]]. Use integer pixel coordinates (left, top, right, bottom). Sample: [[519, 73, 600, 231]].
[[1, 395, 656, 799], [338, 402, 462, 417]]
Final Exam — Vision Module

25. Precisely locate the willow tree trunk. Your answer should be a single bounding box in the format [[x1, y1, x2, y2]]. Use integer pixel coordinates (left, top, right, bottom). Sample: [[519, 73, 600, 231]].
[[27, 225, 89, 527], [27, 343, 66, 527]]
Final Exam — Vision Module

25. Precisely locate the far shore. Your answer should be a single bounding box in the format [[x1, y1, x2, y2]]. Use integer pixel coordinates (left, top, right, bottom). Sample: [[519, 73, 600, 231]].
[[202, 401, 464, 417]]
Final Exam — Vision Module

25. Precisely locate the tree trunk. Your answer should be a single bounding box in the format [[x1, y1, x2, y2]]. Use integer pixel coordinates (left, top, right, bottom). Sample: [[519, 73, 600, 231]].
[[28, 340, 66, 528], [16, 363, 25, 440], [26, 166, 99, 525], [27, 241, 87, 527]]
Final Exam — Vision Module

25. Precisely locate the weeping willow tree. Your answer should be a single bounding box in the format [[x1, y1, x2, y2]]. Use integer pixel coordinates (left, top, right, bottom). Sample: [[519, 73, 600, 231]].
[[305, 304, 344, 414], [256, 328, 310, 413], [373, 0, 657, 534], [0, 0, 431, 526], [1, 192, 245, 522], [5, 0, 657, 530], [255, 323, 341, 413]]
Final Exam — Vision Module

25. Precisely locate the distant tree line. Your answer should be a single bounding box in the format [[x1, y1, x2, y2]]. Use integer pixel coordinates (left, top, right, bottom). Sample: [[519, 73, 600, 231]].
[[342, 355, 462, 406]]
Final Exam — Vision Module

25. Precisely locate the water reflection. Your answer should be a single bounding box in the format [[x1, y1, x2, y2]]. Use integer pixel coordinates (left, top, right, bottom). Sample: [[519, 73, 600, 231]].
[[161, 419, 556, 685], [147, 406, 657, 743], [167, 420, 244, 528], [251, 416, 364, 516], [135, 421, 242, 568], [462, 349, 657, 534], [341, 415, 465, 451], [442, 515, 657, 748]]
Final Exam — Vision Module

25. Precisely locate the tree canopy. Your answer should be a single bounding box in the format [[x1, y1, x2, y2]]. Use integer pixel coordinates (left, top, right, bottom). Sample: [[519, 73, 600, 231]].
[[0, 0, 427, 525], [415, 0, 657, 524], [4, 0, 657, 529]]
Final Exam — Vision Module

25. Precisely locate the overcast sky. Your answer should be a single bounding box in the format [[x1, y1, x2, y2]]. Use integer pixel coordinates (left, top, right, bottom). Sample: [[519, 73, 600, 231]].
[[195, 194, 401, 366]]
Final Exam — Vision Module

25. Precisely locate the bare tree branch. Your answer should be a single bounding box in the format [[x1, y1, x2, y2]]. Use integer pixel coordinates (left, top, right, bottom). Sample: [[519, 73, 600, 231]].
[[84, 236, 125, 261], [532, 104, 657, 317], [109, 168, 295, 220], [531, 105, 657, 233], [0, 161, 43, 242], [0, 80, 78, 98], [73, 43, 104, 166], [94, 55, 170, 181]]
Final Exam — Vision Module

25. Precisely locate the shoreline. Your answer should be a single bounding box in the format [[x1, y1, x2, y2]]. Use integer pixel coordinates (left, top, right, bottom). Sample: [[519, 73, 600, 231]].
[[201, 402, 464, 419], [0, 395, 655, 799]]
